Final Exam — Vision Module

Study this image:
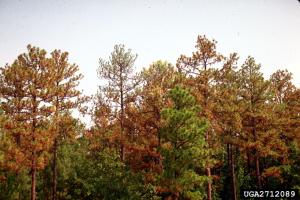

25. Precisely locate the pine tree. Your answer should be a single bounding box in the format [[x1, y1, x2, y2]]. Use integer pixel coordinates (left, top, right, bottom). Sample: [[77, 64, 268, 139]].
[[176, 35, 223, 200], [214, 53, 241, 200], [238, 57, 288, 189], [97, 44, 139, 161], [269, 70, 300, 189], [158, 86, 208, 200], [124, 61, 177, 180], [0, 45, 55, 200], [47, 49, 84, 200], [269, 70, 298, 141]]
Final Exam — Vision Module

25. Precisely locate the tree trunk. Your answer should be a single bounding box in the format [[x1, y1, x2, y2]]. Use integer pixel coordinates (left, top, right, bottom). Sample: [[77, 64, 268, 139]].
[[205, 123, 212, 200], [255, 156, 262, 189], [205, 129, 212, 200], [252, 114, 261, 189], [120, 69, 125, 162], [203, 62, 212, 200], [229, 144, 237, 200], [52, 89, 60, 200], [52, 138, 58, 200], [31, 102, 37, 200], [31, 149, 36, 200], [206, 167, 212, 200]]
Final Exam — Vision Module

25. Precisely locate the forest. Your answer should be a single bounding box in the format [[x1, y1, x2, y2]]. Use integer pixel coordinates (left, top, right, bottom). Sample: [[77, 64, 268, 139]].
[[0, 35, 299, 200]]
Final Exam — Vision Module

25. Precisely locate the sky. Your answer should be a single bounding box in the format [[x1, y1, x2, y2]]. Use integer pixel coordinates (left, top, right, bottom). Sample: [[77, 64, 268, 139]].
[[0, 0, 299, 95]]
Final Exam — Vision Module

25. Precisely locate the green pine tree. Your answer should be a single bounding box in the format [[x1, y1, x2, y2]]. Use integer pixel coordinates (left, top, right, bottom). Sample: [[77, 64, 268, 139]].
[[158, 86, 209, 200]]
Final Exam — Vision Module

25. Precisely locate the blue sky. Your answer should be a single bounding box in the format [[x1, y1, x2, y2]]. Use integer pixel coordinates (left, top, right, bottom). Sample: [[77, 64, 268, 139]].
[[1, 0, 300, 97]]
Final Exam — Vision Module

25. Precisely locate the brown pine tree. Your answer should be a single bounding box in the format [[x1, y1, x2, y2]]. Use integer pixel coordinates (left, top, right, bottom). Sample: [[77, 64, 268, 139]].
[[0, 45, 55, 200], [48, 49, 85, 200], [238, 57, 288, 189], [125, 61, 177, 179], [214, 53, 241, 200]]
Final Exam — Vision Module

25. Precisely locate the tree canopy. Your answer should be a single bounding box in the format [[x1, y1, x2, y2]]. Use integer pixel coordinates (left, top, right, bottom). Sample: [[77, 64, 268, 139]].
[[0, 35, 299, 200]]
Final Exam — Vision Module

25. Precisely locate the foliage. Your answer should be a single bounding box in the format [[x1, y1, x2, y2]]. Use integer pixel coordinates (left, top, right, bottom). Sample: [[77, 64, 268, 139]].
[[53, 137, 159, 200], [0, 36, 299, 200], [158, 86, 209, 199]]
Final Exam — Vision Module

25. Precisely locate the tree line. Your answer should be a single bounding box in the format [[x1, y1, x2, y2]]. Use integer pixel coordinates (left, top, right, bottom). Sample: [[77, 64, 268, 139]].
[[0, 35, 299, 200]]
